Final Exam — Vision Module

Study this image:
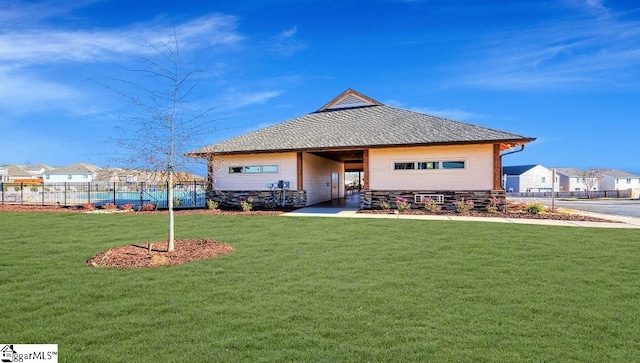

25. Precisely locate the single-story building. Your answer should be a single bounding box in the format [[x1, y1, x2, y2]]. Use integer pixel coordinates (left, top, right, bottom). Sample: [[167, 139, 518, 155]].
[[189, 89, 535, 210]]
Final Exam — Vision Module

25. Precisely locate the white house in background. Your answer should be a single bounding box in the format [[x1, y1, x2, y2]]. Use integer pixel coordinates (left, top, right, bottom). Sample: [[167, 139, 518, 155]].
[[555, 168, 600, 192], [43, 163, 102, 183], [599, 170, 640, 191], [502, 164, 552, 192], [0, 164, 42, 182]]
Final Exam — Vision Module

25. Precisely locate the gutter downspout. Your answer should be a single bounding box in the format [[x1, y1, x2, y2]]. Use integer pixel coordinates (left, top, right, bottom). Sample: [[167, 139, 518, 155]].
[[499, 145, 525, 190]]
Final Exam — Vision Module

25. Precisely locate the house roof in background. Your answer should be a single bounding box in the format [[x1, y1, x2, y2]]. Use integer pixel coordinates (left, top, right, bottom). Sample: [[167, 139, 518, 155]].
[[0, 164, 34, 177], [555, 168, 583, 177], [191, 89, 535, 155], [502, 164, 544, 175], [603, 169, 640, 178], [45, 162, 102, 175]]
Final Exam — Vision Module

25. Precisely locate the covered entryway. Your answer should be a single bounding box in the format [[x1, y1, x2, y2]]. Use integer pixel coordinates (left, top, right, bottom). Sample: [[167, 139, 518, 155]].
[[307, 149, 366, 208]]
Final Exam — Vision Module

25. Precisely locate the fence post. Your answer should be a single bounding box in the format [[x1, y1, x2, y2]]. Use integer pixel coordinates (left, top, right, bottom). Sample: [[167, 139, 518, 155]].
[[20, 182, 24, 205], [0, 182, 3, 204], [193, 180, 197, 207], [88, 182, 91, 205], [64, 183, 67, 206], [41, 182, 45, 206], [140, 182, 144, 207], [113, 182, 116, 205]]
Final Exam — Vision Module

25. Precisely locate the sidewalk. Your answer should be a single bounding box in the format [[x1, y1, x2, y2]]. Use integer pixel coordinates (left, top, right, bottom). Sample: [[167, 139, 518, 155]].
[[283, 208, 640, 229]]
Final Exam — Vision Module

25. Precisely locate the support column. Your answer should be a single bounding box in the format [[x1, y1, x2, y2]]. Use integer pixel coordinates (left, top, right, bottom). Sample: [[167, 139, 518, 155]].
[[363, 149, 369, 189], [207, 155, 215, 191], [493, 144, 502, 190], [297, 152, 303, 191]]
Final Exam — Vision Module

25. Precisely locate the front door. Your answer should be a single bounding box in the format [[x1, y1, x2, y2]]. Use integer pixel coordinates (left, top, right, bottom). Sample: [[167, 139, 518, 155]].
[[331, 172, 339, 200]]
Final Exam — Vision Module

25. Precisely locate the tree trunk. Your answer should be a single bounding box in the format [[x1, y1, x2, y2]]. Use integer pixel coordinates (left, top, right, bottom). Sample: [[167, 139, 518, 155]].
[[167, 172, 175, 252]]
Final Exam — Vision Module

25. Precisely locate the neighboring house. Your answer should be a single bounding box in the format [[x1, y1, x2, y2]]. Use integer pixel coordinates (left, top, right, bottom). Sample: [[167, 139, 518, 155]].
[[555, 168, 600, 192], [43, 163, 102, 183], [0, 164, 42, 182], [503, 164, 552, 192], [94, 168, 205, 183], [189, 89, 535, 209], [599, 170, 640, 191]]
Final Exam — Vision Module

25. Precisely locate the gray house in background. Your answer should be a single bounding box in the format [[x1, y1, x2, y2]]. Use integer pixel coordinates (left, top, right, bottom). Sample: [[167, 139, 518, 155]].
[[503, 164, 552, 192], [600, 170, 640, 191]]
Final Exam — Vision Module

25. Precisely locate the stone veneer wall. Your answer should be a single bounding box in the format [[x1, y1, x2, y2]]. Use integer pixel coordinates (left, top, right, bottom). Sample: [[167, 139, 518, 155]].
[[360, 190, 506, 211], [207, 190, 307, 210]]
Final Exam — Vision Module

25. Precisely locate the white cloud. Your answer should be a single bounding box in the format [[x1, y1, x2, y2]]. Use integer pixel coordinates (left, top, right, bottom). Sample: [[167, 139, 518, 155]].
[[452, 2, 640, 90], [264, 26, 307, 56], [222, 90, 283, 109], [0, 14, 242, 64]]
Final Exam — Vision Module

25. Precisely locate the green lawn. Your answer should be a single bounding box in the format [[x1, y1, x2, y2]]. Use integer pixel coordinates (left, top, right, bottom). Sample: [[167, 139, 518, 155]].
[[1, 212, 639, 362]]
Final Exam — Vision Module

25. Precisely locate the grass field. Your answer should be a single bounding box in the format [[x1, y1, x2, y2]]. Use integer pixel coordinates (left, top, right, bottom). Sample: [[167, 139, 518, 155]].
[[1, 211, 639, 362]]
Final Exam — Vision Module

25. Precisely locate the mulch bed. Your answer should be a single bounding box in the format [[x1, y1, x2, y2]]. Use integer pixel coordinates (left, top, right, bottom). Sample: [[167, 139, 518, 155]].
[[86, 239, 234, 268]]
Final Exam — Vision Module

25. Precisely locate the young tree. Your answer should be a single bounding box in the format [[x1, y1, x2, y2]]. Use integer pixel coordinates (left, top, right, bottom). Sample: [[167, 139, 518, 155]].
[[577, 168, 608, 199], [109, 33, 216, 251]]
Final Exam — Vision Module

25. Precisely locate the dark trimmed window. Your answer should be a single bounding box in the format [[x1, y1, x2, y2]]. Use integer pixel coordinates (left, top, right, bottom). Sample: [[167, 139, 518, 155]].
[[229, 165, 279, 174]]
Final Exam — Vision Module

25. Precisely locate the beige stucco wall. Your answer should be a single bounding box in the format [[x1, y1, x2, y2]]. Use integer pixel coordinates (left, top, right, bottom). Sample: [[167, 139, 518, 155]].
[[303, 153, 344, 205], [369, 144, 494, 190], [212, 152, 297, 190]]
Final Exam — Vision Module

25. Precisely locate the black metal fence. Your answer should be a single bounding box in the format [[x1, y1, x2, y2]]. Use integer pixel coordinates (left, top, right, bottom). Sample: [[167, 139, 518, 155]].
[[0, 181, 207, 209], [507, 190, 634, 199]]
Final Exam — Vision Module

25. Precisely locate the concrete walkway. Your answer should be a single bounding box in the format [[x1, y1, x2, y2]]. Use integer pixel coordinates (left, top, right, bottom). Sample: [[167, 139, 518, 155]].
[[283, 207, 640, 229]]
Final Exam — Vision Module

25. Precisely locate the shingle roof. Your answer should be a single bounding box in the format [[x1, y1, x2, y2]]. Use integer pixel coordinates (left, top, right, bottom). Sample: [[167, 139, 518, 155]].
[[46, 163, 102, 175], [191, 91, 535, 155], [603, 169, 640, 178], [502, 164, 541, 176]]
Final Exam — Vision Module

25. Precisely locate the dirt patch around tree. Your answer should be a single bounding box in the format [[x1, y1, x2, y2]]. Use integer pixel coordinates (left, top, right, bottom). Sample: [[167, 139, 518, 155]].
[[86, 239, 234, 268]]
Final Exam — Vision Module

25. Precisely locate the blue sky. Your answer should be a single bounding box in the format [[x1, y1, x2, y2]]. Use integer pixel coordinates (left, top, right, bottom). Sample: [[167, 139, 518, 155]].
[[1, 0, 639, 175]]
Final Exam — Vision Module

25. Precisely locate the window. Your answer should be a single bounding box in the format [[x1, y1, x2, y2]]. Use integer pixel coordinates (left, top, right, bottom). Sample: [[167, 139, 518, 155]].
[[229, 165, 278, 174], [83, 174, 88, 179], [394, 160, 466, 170], [394, 162, 415, 170], [68, 175, 72, 180], [627, 178, 632, 184], [417, 162, 438, 170], [541, 177, 546, 183], [441, 161, 465, 169]]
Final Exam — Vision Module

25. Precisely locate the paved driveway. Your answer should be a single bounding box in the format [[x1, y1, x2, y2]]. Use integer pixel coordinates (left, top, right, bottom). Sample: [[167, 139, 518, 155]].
[[509, 197, 640, 218]]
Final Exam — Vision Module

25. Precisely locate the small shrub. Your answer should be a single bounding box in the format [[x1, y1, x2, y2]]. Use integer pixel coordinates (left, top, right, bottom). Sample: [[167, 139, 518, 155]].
[[81, 203, 95, 210], [423, 198, 441, 213], [120, 204, 135, 211], [140, 203, 156, 212], [206, 200, 219, 210], [380, 199, 390, 211], [239, 197, 253, 212], [395, 197, 411, 213], [526, 203, 546, 214], [454, 198, 474, 213], [103, 203, 117, 210], [173, 197, 183, 206], [486, 197, 500, 213]]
